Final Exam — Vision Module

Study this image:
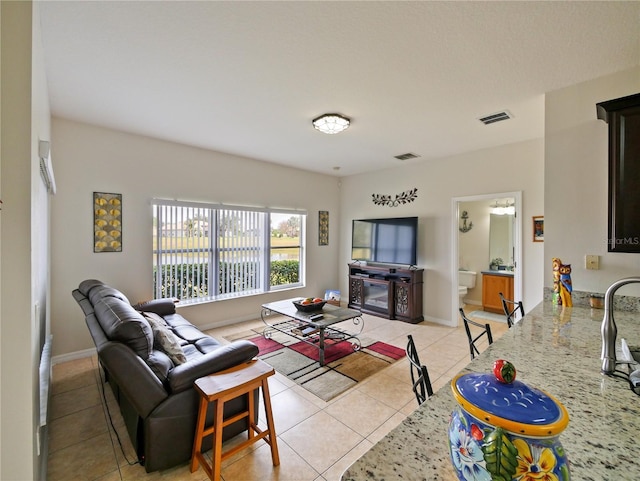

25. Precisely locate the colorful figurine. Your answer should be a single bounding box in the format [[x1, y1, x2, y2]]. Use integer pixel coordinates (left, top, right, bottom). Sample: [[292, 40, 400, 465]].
[[559, 263, 573, 307], [552, 257, 572, 307], [552, 257, 562, 305]]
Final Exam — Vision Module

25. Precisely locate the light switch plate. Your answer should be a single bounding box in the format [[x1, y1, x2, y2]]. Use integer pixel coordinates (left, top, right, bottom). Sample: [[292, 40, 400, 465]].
[[586, 255, 599, 270]]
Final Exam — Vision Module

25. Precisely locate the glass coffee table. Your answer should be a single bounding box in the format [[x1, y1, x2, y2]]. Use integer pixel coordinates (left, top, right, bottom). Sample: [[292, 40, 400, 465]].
[[260, 298, 364, 366]]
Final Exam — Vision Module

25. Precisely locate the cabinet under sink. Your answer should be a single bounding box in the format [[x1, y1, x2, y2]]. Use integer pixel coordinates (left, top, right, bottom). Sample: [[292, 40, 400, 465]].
[[481, 271, 514, 314]]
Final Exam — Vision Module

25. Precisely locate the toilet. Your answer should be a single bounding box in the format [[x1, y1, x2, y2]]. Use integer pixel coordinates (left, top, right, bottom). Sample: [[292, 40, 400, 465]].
[[458, 270, 477, 307]]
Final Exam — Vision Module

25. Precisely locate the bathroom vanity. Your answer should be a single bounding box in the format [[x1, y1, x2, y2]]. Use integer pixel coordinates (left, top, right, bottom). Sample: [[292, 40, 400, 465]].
[[342, 302, 640, 480], [481, 270, 513, 313]]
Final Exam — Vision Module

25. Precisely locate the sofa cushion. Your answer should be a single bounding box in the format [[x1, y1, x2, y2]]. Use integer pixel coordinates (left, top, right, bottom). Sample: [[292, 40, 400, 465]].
[[89, 284, 130, 305], [78, 279, 105, 297], [142, 312, 187, 365], [194, 337, 221, 354], [181, 344, 201, 360], [163, 313, 192, 328], [145, 350, 174, 384], [173, 324, 210, 343], [95, 297, 153, 359]]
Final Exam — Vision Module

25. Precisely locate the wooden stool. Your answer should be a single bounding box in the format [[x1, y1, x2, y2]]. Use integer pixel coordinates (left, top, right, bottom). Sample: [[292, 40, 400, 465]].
[[190, 359, 280, 481]]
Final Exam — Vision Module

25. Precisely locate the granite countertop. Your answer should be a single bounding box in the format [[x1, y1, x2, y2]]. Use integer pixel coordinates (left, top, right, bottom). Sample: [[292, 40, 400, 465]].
[[341, 302, 640, 481], [481, 270, 514, 277]]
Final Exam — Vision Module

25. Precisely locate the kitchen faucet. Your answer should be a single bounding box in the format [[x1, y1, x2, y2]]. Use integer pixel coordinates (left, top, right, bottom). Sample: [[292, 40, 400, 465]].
[[601, 277, 640, 375]]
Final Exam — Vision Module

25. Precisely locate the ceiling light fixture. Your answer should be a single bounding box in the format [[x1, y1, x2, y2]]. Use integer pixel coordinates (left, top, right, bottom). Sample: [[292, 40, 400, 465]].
[[491, 201, 505, 215], [491, 200, 515, 215], [312, 113, 350, 134]]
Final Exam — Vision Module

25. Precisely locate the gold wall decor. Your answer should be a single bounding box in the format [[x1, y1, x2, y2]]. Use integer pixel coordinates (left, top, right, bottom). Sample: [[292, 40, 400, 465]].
[[94, 192, 122, 252], [319, 210, 329, 245]]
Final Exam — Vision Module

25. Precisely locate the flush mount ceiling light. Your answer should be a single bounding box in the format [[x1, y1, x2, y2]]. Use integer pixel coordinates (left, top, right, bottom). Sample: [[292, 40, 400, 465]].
[[312, 113, 350, 134]]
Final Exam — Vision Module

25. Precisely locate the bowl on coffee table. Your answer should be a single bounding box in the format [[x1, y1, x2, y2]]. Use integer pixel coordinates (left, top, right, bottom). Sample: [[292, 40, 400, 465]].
[[292, 298, 326, 312]]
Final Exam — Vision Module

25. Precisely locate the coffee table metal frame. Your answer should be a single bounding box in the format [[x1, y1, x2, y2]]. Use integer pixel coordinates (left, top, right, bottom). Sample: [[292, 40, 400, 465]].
[[260, 298, 364, 366]]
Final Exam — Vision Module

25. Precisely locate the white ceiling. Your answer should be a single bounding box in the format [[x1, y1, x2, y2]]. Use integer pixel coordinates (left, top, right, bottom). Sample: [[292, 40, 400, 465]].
[[38, 1, 640, 177]]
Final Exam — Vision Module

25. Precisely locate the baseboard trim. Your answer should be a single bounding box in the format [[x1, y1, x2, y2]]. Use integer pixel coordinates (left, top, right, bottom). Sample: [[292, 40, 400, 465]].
[[422, 314, 457, 327], [52, 347, 96, 365], [463, 299, 482, 307]]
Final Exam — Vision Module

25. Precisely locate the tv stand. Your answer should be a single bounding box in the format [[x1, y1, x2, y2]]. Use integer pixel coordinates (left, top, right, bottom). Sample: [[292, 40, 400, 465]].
[[348, 263, 424, 323]]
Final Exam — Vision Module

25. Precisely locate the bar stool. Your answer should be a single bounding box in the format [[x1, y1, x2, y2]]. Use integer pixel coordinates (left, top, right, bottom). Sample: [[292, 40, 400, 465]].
[[499, 292, 524, 328], [406, 334, 433, 405], [459, 308, 493, 361], [190, 359, 280, 481]]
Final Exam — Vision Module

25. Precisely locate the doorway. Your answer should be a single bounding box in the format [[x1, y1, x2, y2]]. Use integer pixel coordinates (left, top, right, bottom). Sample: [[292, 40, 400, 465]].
[[451, 192, 522, 325]]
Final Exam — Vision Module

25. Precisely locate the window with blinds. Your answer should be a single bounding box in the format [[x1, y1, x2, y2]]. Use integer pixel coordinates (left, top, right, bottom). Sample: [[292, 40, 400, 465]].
[[153, 200, 305, 303]]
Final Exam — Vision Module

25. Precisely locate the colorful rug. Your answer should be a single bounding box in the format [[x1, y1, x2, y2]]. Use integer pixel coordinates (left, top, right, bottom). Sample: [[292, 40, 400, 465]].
[[225, 326, 405, 401]]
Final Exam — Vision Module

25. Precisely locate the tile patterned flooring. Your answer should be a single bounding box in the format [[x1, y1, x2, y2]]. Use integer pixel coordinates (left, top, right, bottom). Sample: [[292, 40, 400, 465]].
[[47, 308, 508, 481]]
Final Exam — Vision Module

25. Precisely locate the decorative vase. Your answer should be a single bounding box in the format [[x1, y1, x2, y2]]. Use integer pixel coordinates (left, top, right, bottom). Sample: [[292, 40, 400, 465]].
[[448, 361, 571, 481]]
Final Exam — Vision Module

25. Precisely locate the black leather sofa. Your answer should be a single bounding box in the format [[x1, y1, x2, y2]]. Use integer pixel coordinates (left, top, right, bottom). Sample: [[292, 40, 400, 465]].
[[72, 279, 259, 472]]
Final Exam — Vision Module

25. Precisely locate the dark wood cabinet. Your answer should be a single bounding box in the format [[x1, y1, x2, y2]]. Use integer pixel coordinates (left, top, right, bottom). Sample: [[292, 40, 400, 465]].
[[597, 92, 640, 253], [348, 263, 423, 323]]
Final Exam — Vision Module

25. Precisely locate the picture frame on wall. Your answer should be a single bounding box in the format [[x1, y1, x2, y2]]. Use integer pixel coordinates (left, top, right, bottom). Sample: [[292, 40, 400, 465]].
[[533, 216, 544, 242], [94, 192, 122, 252], [319, 210, 329, 245]]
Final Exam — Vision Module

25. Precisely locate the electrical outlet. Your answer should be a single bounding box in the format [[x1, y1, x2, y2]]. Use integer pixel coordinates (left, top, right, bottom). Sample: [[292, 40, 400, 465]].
[[586, 255, 599, 270]]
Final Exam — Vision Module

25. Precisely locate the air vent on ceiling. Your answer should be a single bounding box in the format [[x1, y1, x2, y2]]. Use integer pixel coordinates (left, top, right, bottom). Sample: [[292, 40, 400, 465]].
[[479, 110, 513, 125], [394, 152, 420, 161]]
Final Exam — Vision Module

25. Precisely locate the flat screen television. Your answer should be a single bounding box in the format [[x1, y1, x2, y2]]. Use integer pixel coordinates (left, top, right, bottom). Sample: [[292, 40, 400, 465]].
[[351, 216, 418, 266]]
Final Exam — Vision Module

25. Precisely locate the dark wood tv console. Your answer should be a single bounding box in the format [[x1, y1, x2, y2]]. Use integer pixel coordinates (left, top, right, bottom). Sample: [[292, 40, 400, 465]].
[[347, 263, 424, 323]]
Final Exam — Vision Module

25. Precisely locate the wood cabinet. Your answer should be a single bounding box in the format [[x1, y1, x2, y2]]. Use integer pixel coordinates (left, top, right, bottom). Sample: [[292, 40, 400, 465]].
[[348, 263, 423, 323], [597, 92, 640, 253], [482, 272, 513, 314]]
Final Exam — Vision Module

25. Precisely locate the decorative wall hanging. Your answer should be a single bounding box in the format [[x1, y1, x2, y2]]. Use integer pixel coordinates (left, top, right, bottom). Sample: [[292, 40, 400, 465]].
[[94, 192, 122, 252], [372, 187, 418, 207], [459, 211, 473, 233], [533, 216, 544, 242], [318, 210, 329, 245]]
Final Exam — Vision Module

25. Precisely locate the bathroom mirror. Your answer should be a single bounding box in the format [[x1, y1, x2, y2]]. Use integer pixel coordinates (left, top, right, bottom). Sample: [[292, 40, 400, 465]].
[[489, 210, 514, 269]]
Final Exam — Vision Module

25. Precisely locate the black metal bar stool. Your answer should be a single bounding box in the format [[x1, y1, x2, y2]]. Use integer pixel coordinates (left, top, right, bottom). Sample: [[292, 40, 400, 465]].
[[499, 292, 524, 327], [406, 334, 433, 405], [459, 308, 493, 361]]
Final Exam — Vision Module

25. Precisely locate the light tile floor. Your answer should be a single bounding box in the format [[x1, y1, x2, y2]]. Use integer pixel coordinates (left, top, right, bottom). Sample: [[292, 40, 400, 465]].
[[47, 308, 508, 481]]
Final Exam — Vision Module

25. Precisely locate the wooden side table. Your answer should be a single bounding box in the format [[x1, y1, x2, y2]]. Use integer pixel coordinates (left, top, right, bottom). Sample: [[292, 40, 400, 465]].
[[190, 359, 280, 481]]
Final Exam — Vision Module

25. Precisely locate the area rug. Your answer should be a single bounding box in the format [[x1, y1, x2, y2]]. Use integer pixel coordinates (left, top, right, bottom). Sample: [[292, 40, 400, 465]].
[[225, 327, 405, 401], [468, 309, 507, 323]]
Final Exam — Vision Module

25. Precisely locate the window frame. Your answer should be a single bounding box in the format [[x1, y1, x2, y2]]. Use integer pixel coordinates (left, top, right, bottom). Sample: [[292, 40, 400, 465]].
[[152, 199, 306, 303]]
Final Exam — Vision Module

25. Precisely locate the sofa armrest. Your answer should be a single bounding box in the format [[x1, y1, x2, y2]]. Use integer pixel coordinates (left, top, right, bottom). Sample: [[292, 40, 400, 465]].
[[99, 342, 169, 418], [132, 298, 177, 316], [167, 340, 259, 393]]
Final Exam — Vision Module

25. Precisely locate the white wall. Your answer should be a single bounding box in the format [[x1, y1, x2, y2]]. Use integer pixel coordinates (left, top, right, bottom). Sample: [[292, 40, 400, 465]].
[[50, 119, 342, 357], [1, 2, 52, 479], [545, 66, 640, 296], [339, 138, 545, 326]]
